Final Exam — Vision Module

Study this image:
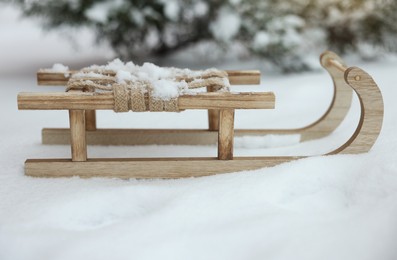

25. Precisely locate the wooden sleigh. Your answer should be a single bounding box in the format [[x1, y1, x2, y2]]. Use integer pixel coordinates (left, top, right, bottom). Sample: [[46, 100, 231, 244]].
[[38, 51, 352, 145], [17, 51, 384, 178]]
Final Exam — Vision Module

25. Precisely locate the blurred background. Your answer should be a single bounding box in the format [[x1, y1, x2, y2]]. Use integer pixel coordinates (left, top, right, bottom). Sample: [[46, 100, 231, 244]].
[[1, 0, 396, 75]]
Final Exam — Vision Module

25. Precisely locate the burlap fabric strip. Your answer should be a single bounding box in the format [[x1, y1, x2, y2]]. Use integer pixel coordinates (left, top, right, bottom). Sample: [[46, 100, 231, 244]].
[[66, 69, 229, 112]]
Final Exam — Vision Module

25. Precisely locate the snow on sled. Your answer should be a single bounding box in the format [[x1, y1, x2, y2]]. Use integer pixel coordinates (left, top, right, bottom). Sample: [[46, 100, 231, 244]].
[[17, 51, 383, 178]]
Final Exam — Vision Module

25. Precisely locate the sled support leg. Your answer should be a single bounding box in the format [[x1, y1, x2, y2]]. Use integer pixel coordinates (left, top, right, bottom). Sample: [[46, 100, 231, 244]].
[[218, 109, 235, 160], [207, 86, 219, 131], [69, 110, 87, 161], [85, 110, 96, 131]]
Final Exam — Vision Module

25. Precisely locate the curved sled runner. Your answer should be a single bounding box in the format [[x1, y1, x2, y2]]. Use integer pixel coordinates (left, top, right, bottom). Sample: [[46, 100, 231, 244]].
[[38, 51, 352, 146], [18, 54, 383, 178]]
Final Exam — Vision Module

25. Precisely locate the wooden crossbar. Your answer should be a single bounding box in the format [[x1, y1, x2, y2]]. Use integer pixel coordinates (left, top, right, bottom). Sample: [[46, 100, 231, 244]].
[[37, 70, 261, 86], [18, 92, 275, 110]]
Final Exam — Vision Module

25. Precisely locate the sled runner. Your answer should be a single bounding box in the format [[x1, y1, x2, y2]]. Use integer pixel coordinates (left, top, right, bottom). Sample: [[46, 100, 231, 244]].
[[36, 51, 352, 145], [17, 51, 383, 178]]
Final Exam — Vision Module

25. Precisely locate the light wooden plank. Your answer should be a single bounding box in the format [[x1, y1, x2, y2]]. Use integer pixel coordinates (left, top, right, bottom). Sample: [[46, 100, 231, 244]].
[[25, 157, 302, 178], [43, 128, 339, 146], [18, 92, 275, 110], [226, 70, 260, 85], [69, 110, 87, 161], [37, 127, 360, 146], [37, 70, 260, 86], [218, 109, 234, 160], [41, 128, 219, 145]]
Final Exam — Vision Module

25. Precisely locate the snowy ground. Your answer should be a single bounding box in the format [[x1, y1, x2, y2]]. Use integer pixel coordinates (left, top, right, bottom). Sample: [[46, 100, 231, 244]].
[[1, 5, 397, 260]]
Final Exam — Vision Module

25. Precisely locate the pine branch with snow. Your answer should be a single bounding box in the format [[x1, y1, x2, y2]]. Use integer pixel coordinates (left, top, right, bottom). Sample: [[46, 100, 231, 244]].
[[9, 0, 397, 72]]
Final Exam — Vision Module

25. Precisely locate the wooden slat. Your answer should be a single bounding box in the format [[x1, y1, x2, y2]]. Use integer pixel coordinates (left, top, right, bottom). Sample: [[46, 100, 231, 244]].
[[41, 128, 219, 145], [226, 70, 260, 85], [18, 92, 275, 110], [42, 128, 307, 146], [37, 70, 260, 86], [25, 157, 302, 178], [218, 109, 235, 160]]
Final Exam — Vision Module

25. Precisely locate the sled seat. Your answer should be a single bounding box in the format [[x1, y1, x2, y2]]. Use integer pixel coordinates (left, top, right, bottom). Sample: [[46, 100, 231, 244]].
[[37, 69, 262, 131]]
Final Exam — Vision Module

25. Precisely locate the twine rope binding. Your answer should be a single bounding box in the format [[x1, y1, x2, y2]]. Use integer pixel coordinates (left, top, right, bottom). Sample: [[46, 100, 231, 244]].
[[66, 69, 229, 112]]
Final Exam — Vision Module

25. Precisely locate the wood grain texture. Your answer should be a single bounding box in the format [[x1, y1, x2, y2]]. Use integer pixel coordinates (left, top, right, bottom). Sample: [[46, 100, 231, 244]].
[[41, 128, 219, 145], [25, 157, 302, 178], [37, 70, 260, 86], [39, 127, 368, 146], [206, 86, 219, 130], [297, 50, 353, 142], [43, 128, 361, 146], [226, 70, 261, 85], [85, 110, 96, 131], [218, 109, 235, 160], [69, 110, 87, 161], [328, 67, 383, 154], [18, 92, 275, 110], [207, 110, 219, 130]]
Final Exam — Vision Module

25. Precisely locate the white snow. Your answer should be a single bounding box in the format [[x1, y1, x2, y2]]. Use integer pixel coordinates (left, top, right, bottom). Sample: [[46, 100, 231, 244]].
[[1, 4, 397, 260], [151, 79, 182, 99], [253, 31, 271, 49], [235, 135, 301, 149], [73, 71, 107, 79], [283, 14, 305, 28], [193, 1, 208, 17], [140, 62, 172, 79], [115, 70, 137, 83], [48, 63, 69, 72], [163, 1, 180, 22], [85, 2, 110, 23], [210, 7, 241, 42], [85, 0, 124, 23], [88, 58, 136, 72], [41, 63, 70, 77], [75, 59, 227, 99], [129, 8, 145, 27]]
